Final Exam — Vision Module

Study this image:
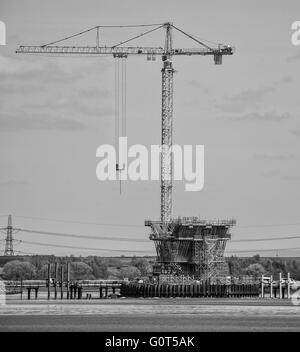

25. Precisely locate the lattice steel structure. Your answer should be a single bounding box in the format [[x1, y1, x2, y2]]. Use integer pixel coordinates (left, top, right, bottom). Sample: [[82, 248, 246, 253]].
[[4, 215, 14, 256], [145, 217, 236, 281], [160, 43, 174, 222]]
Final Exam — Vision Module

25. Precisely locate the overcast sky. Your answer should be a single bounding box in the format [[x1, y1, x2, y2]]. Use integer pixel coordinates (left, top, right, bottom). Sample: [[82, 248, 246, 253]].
[[0, 0, 300, 257]]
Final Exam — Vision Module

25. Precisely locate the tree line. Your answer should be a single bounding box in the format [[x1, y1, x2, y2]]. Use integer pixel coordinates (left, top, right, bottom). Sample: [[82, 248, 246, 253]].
[[0, 255, 153, 281], [0, 254, 299, 281], [227, 255, 300, 280]]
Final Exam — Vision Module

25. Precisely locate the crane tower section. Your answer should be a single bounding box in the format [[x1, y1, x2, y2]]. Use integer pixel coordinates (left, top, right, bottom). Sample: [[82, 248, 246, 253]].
[[161, 23, 174, 224]]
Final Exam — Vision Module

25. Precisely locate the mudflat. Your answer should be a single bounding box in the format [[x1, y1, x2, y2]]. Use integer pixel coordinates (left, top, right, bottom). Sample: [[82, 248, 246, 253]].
[[0, 298, 299, 331]]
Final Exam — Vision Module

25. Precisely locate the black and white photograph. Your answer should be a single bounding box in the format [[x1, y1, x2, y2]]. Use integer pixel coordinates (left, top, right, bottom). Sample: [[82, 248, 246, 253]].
[[0, 0, 300, 339]]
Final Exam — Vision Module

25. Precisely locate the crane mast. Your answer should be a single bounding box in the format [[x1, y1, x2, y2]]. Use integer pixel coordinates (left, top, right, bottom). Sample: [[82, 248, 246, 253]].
[[161, 23, 174, 224]]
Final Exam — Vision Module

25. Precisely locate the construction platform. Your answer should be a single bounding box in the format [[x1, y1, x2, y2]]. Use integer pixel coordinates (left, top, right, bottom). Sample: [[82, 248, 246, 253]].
[[145, 217, 236, 281]]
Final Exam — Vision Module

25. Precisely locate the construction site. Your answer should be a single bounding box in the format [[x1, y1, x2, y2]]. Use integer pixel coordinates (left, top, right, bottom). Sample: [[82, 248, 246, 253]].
[[0, 18, 297, 293], [9, 22, 238, 286], [1, 1, 300, 335], [0, 22, 288, 290]]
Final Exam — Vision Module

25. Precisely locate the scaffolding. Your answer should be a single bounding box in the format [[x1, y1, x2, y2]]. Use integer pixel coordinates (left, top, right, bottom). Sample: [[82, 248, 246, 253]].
[[145, 217, 236, 281]]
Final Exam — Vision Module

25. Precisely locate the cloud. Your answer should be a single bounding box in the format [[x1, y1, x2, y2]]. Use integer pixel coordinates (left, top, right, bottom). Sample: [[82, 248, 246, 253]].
[[290, 129, 300, 137], [282, 175, 300, 181], [0, 82, 44, 95], [287, 53, 300, 62], [0, 179, 29, 186], [77, 87, 110, 99], [254, 153, 295, 161], [23, 97, 114, 119], [0, 54, 113, 124], [236, 111, 290, 121], [278, 76, 293, 84], [0, 54, 105, 86], [217, 76, 291, 114], [217, 86, 275, 113], [261, 169, 280, 178], [0, 113, 86, 132]]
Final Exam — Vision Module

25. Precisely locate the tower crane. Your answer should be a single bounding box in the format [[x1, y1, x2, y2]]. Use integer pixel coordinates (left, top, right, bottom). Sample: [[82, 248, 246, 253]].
[[16, 23, 235, 279], [16, 22, 234, 225]]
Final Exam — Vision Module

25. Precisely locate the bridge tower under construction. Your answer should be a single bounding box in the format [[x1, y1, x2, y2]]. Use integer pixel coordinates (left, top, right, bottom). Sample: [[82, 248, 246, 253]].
[[145, 217, 236, 282]]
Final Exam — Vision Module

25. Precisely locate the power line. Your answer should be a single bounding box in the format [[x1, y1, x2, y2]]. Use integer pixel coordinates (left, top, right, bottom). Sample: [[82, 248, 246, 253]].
[[231, 235, 300, 242], [15, 239, 300, 255], [19, 239, 152, 254], [236, 222, 300, 228], [226, 246, 300, 254], [16, 227, 300, 243], [14, 250, 40, 256], [13, 215, 143, 227], [10, 214, 300, 229], [16, 228, 148, 242]]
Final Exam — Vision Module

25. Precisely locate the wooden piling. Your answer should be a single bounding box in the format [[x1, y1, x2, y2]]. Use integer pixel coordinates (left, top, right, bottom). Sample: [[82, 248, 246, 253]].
[[261, 274, 264, 298], [74, 286, 77, 299], [60, 265, 64, 299], [54, 262, 58, 300], [207, 281, 210, 297], [67, 263, 70, 299], [279, 272, 282, 299], [270, 275, 273, 298], [287, 272, 291, 299]]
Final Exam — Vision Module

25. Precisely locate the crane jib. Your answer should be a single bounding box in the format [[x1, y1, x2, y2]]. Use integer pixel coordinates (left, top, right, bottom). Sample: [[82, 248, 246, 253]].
[[16, 46, 234, 57]]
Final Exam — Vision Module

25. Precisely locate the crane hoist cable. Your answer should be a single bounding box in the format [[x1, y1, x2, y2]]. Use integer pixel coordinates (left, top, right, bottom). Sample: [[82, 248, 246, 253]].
[[114, 55, 127, 195], [122, 57, 127, 137]]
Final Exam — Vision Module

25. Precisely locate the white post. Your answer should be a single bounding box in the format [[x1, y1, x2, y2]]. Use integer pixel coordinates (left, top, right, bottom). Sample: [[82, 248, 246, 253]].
[[261, 274, 264, 298], [279, 272, 282, 299], [270, 275, 273, 299], [287, 272, 291, 299]]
